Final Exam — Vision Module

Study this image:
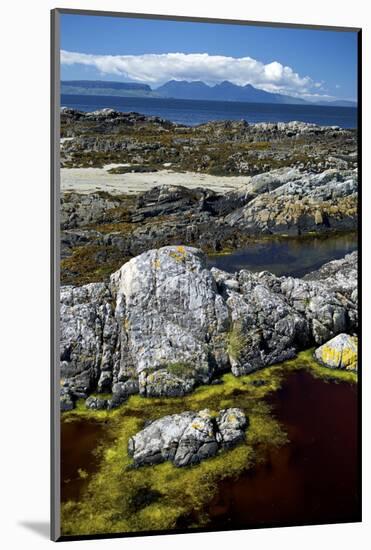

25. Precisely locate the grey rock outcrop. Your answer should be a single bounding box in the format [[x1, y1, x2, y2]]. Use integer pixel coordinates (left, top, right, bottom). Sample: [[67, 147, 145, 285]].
[[110, 246, 230, 397], [128, 408, 247, 467], [60, 167, 357, 286], [60, 246, 357, 408], [314, 333, 358, 371], [226, 168, 357, 236]]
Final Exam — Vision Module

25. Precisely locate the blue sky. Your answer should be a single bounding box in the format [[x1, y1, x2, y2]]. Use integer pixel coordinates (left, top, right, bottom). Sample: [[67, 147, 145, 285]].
[[60, 14, 358, 101]]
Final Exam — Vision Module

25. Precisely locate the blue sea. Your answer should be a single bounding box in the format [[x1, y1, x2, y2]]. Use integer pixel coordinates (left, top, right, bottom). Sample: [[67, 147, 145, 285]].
[[61, 94, 357, 129]]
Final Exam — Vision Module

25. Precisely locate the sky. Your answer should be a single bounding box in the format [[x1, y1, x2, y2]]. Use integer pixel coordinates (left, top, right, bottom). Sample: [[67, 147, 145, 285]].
[[60, 13, 358, 102]]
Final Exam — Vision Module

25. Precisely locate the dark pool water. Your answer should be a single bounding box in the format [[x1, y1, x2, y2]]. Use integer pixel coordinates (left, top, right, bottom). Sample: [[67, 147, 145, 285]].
[[61, 369, 359, 530], [208, 369, 359, 529], [61, 419, 108, 502], [206, 233, 357, 277]]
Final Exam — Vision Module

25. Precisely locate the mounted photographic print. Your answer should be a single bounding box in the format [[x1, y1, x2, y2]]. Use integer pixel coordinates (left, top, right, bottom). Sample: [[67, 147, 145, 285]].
[[51, 8, 361, 541]]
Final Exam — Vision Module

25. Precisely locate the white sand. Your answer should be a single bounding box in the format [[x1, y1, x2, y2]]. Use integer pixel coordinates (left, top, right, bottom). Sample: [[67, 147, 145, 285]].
[[60, 166, 249, 195]]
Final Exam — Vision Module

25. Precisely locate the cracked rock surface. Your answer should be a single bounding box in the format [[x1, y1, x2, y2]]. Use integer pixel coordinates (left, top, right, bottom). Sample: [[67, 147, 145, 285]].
[[60, 246, 357, 409], [127, 407, 247, 467]]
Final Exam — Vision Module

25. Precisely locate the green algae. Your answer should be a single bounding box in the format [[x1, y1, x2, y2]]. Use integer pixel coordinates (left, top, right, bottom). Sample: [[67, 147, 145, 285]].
[[60, 349, 356, 536]]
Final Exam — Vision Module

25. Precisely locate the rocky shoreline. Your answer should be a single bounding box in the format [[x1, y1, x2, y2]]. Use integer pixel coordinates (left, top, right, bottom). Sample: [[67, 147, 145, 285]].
[[60, 245, 357, 412], [61, 168, 357, 286], [59, 110, 358, 536], [61, 108, 357, 175], [59, 109, 357, 287]]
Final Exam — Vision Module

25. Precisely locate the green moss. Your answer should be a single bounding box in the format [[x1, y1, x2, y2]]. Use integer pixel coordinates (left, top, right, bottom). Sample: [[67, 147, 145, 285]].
[[61, 363, 288, 536], [291, 348, 358, 383], [166, 362, 195, 379]]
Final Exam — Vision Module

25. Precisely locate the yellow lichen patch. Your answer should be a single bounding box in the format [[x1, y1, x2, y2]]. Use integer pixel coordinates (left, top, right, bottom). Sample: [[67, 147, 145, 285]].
[[316, 336, 357, 371], [168, 246, 188, 263], [320, 344, 343, 368]]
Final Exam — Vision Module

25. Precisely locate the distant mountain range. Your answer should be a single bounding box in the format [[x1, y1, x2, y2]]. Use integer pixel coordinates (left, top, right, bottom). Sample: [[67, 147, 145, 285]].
[[61, 80, 356, 107]]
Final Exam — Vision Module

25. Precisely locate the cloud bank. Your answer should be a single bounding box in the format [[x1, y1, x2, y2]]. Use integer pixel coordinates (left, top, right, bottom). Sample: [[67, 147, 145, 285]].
[[61, 50, 322, 98]]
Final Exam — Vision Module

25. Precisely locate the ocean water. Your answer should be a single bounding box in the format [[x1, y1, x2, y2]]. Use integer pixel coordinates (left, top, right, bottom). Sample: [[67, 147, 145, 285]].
[[61, 94, 357, 129]]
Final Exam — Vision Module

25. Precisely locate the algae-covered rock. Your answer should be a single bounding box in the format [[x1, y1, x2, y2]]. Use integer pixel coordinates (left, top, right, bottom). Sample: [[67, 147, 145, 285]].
[[127, 407, 247, 467], [314, 333, 358, 371]]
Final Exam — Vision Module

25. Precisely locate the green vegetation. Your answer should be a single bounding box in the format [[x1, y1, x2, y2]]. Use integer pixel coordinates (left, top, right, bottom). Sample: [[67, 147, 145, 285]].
[[61, 244, 131, 286], [61, 366, 287, 536], [293, 348, 357, 383], [61, 348, 356, 536], [227, 323, 247, 361], [60, 115, 328, 174], [166, 362, 195, 380]]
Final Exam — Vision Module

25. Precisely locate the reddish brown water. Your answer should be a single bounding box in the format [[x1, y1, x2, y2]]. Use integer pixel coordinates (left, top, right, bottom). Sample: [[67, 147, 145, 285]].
[[61, 370, 359, 529], [61, 419, 108, 502], [208, 369, 359, 529]]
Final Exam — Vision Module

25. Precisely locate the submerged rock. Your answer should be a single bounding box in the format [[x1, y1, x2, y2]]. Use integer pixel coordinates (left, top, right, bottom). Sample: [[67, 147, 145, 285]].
[[128, 408, 247, 467], [314, 333, 358, 371], [60, 246, 358, 407]]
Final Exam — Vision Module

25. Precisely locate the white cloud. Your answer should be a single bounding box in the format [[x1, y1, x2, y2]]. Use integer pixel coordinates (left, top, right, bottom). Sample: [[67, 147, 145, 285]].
[[61, 50, 321, 97]]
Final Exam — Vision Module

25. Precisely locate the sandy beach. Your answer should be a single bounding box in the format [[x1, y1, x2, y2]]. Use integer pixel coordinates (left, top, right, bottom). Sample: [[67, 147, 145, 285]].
[[61, 165, 249, 195]]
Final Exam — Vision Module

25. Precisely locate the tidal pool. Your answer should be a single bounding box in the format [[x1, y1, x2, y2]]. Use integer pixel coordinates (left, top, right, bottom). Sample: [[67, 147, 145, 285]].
[[61, 419, 109, 502], [61, 364, 358, 533], [208, 369, 359, 529], [206, 232, 357, 277]]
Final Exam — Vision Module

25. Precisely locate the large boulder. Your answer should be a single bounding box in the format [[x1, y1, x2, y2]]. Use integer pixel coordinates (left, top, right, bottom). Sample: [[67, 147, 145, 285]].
[[60, 247, 358, 407], [128, 408, 247, 467], [110, 245, 230, 397], [314, 333, 358, 371]]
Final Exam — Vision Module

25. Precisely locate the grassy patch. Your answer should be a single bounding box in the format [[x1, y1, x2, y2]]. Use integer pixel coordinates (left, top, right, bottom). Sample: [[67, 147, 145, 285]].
[[227, 323, 247, 361], [61, 366, 287, 536]]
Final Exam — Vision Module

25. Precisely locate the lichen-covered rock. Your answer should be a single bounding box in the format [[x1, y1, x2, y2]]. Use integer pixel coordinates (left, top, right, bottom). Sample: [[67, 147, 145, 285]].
[[314, 333, 358, 371], [110, 245, 230, 396], [227, 168, 358, 236], [127, 408, 247, 467], [60, 282, 119, 401], [60, 247, 358, 408]]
